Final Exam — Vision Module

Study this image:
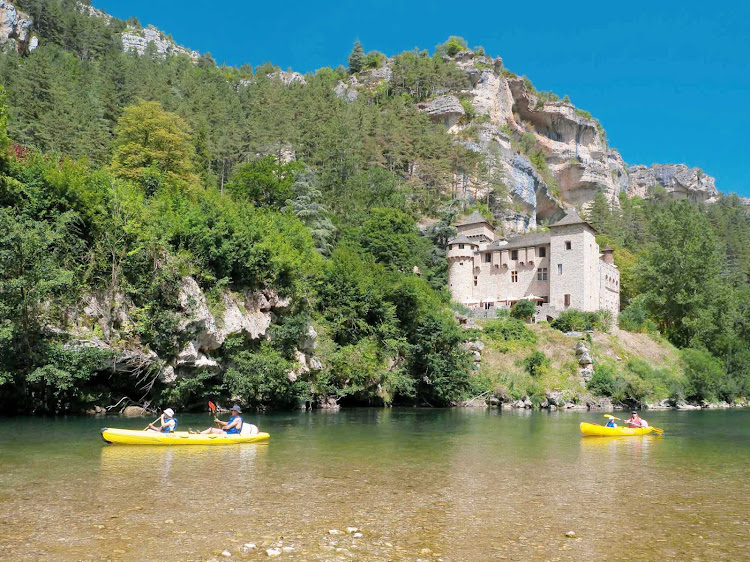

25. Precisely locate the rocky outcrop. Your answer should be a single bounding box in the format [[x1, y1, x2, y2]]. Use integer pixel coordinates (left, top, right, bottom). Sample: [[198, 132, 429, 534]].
[[65, 276, 313, 393], [336, 49, 728, 230], [627, 164, 719, 203], [417, 95, 465, 130], [0, 0, 36, 54], [269, 70, 307, 86], [121, 25, 199, 60]]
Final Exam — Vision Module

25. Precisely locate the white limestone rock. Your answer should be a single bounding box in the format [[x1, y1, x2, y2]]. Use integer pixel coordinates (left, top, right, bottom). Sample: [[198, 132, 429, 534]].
[[121, 24, 200, 60], [627, 164, 719, 203]]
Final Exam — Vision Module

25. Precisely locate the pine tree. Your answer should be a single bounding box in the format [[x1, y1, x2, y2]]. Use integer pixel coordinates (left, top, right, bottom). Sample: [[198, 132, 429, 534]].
[[347, 40, 365, 74]]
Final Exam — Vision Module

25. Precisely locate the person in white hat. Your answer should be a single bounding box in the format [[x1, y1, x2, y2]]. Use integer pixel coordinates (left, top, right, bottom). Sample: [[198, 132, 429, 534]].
[[146, 407, 177, 433]]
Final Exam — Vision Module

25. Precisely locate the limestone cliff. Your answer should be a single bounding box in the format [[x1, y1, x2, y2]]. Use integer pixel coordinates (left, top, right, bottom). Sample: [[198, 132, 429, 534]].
[[65, 276, 317, 393], [627, 164, 719, 203], [337, 49, 725, 231], [0, 0, 36, 54]]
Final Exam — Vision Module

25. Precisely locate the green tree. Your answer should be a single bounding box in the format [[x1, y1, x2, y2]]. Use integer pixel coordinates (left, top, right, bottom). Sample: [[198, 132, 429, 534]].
[[511, 299, 536, 321], [638, 200, 730, 349], [438, 36, 469, 57], [110, 100, 199, 190], [347, 40, 365, 74], [228, 156, 302, 208]]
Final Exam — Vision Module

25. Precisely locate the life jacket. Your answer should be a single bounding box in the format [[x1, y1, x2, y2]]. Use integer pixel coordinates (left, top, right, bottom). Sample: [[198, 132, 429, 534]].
[[225, 415, 243, 435], [161, 417, 177, 433]]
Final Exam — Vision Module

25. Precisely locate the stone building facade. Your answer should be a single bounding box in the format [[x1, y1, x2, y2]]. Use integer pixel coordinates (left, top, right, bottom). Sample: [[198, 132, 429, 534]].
[[447, 211, 620, 319]]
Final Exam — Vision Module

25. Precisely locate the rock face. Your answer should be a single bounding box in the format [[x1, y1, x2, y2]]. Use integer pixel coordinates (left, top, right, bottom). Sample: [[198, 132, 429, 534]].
[[417, 95, 465, 131], [627, 164, 719, 203], [65, 275, 313, 394], [121, 25, 199, 60], [0, 0, 36, 54], [341, 49, 725, 231]]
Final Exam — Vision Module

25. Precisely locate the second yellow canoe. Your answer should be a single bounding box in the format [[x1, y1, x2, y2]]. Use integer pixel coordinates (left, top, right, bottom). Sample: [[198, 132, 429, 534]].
[[580, 422, 653, 437]]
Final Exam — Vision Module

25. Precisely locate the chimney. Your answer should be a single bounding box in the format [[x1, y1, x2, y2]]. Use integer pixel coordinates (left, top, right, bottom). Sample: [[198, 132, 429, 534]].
[[602, 244, 614, 265]]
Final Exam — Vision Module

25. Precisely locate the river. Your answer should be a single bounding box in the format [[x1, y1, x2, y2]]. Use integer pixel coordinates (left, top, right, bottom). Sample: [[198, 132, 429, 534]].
[[1, 409, 748, 561]]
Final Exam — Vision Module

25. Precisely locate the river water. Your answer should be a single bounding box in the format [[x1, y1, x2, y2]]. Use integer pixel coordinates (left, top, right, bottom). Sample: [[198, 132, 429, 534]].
[[1, 409, 748, 561]]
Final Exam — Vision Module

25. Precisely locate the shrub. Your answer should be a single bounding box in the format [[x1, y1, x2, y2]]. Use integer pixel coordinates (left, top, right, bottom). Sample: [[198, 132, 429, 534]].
[[511, 299, 536, 321], [483, 316, 536, 344], [551, 309, 612, 333], [550, 310, 587, 332], [523, 351, 550, 377], [587, 362, 617, 396], [682, 348, 727, 402], [439, 36, 469, 57]]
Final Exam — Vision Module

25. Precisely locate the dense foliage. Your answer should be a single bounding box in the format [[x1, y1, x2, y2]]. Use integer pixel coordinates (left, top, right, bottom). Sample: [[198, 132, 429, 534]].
[[0, 0, 747, 412], [586, 190, 750, 402], [0, 2, 487, 413]]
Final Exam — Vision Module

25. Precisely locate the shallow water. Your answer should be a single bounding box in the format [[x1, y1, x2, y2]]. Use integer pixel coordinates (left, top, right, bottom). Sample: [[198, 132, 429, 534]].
[[1, 409, 749, 561]]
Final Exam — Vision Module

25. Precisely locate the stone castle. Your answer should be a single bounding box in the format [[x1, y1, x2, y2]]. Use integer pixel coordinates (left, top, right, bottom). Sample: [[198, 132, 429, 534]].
[[447, 210, 620, 320]]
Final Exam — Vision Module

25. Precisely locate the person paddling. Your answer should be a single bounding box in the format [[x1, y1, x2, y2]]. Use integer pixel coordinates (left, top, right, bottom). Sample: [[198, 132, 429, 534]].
[[146, 408, 177, 433], [605, 416, 617, 428], [626, 410, 649, 428], [199, 404, 244, 435]]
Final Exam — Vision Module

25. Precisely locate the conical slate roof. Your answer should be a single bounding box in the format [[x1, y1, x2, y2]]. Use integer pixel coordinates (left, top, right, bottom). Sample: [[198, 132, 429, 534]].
[[549, 209, 594, 230], [447, 233, 477, 245], [457, 210, 495, 229]]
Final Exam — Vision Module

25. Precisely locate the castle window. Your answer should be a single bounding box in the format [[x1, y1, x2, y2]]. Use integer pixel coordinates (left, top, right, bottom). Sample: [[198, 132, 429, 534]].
[[474, 276, 478, 286], [558, 264, 563, 275], [459, 244, 465, 249], [511, 249, 518, 260], [537, 267, 548, 281], [564, 294, 571, 306], [511, 271, 518, 283], [538, 247, 546, 258], [565, 241, 572, 250], [485, 253, 492, 263]]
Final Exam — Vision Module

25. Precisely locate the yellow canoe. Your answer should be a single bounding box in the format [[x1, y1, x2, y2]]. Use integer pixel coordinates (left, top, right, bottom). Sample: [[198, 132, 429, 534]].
[[101, 427, 270, 445], [579, 422, 653, 437]]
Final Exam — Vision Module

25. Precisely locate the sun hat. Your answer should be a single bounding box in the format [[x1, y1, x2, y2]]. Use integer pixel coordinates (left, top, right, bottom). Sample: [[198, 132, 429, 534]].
[[164, 408, 175, 417], [231, 404, 242, 414]]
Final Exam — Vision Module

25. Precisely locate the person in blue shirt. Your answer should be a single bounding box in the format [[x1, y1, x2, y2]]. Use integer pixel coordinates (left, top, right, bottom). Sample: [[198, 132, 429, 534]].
[[605, 416, 617, 428], [199, 405, 244, 435], [146, 408, 177, 433]]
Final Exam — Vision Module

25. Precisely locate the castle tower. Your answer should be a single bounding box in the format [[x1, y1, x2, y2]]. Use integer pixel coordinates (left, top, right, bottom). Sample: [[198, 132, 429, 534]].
[[447, 233, 479, 307], [601, 244, 614, 264]]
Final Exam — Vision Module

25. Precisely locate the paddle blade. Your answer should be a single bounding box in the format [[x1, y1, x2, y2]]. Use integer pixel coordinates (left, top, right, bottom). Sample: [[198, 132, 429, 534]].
[[208, 401, 216, 414]]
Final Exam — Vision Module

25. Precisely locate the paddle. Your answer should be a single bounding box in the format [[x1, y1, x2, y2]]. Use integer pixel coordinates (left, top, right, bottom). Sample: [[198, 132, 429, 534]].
[[603, 414, 664, 434], [208, 401, 220, 426], [144, 413, 161, 431]]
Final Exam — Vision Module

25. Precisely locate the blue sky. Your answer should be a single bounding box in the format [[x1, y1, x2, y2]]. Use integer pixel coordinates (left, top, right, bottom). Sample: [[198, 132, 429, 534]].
[[93, 0, 750, 197]]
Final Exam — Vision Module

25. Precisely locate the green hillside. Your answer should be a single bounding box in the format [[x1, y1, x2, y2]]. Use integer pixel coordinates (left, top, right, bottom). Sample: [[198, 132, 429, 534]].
[[0, 0, 747, 413]]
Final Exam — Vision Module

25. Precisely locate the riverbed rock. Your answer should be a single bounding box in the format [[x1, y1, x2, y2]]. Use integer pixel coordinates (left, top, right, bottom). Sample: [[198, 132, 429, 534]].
[[122, 405, 146, 417], [676, 401, 701, 410]]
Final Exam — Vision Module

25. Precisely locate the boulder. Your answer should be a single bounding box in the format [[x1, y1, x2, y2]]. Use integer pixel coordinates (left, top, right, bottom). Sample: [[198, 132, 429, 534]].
[[123, 406, 146, 417], [577, 352, 593, 365], [298, 325, 317, 354]]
